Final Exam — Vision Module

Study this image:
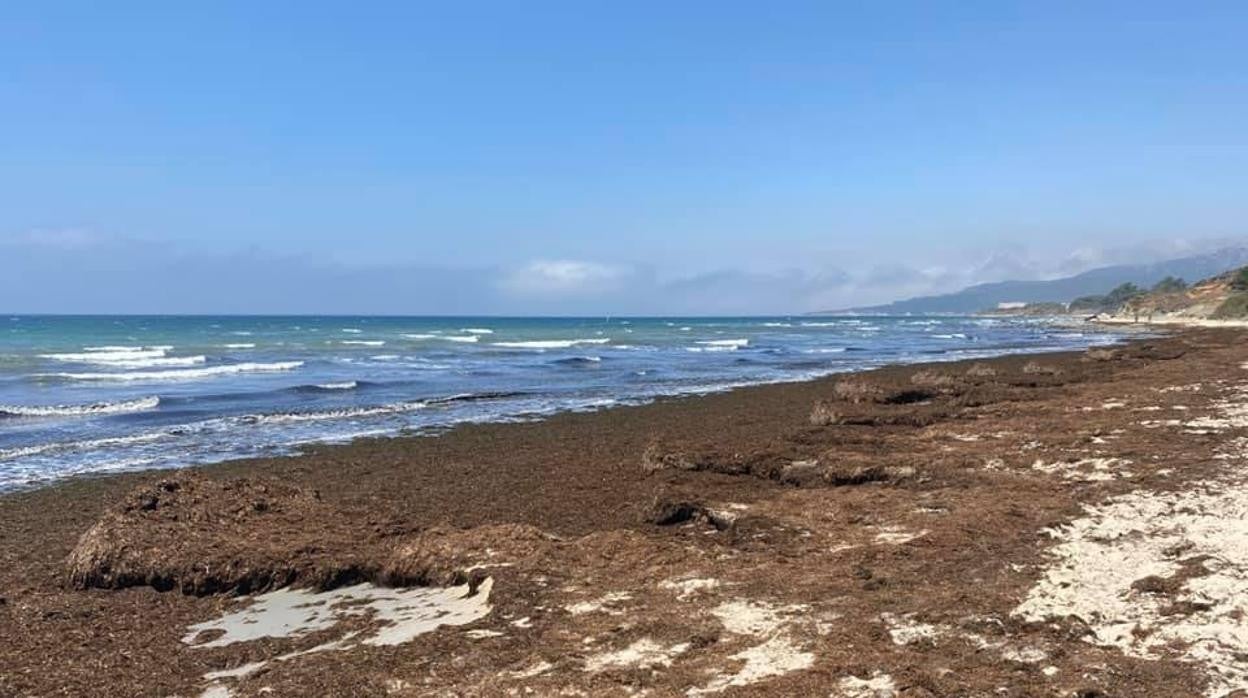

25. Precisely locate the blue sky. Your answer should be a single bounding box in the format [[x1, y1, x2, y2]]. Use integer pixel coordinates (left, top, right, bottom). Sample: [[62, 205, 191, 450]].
[[3, 1, 1247, 314]]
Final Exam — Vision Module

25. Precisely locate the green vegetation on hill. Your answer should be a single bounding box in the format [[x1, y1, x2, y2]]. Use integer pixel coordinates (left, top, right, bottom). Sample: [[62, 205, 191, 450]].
[[1232, 268, 1248, 292], [1068, 282, 1147, 314], [1213, 293, 1248, 319], [1151, 276, 1188, 293]]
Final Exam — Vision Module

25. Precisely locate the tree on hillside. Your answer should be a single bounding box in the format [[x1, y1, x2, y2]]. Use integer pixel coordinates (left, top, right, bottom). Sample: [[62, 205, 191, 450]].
[[1232, 267, 1248, 291], [1105, 282, 1144, 307], [1152, 276, 1188, 294]]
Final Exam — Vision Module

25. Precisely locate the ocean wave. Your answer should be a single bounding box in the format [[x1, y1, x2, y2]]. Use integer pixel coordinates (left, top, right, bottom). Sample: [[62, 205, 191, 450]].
[[223, 343, 256, 349], [96, 355, 208, 369], [317, 381, 358, 390], [0, 431, 169, 462], [461, 328, 494, 334], [697, 339, 749, 348], [933, 333, 969, 340], [799, 321, 841, 327], [554, 356, 602, 366], [761, 322, 793, 327], [341, 328, 363, 334], [237, 391, 523, 426], [239, 401, 428, 425], [341, 340, 386, 346], [803, 347, 848, 354], [0, 396, 160, 419], [686, 346, 738, 353], [41, 361, 304, 382], [43, 347, 170, 363], [492, 338, 610, 349], [439, 335, 480, 343], [369, 354, 401, 361]]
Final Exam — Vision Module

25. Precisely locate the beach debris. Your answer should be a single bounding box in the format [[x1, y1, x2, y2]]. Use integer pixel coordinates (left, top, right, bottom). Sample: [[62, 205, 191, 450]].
[[65, 475, 371, 595], [1023, 361, 1062, 376]]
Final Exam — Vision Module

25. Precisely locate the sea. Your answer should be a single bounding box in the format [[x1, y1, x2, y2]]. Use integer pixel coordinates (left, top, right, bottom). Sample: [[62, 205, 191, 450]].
[[0, 315, 1124, 492]]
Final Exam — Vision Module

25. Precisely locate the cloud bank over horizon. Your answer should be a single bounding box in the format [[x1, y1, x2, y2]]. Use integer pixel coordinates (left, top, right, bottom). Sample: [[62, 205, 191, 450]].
[[5, 229, 1243, 316]]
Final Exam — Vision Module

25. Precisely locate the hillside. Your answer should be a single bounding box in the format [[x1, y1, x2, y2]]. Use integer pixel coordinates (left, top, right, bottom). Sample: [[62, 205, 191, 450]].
[[1109, 266, 1248, 322], [821, 247, 1248, 315]]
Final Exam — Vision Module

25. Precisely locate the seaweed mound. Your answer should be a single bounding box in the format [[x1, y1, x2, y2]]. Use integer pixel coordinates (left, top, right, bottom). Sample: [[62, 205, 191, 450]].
[[66, 475, 373, 595], [380, 524, 553, 588]]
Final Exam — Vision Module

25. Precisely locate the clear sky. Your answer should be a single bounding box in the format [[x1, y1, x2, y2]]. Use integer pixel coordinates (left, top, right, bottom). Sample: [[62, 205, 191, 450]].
[[3, 1, 1247, 314]]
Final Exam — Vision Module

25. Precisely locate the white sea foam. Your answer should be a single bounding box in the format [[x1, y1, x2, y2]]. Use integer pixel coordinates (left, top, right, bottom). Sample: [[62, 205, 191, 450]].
[[803, 347, 847, 354], [223, 343, 256, 349], [316, 381, 358, 390], [341, 340, 385, 346], [697, 339, 749, 348], [43, 347, 169, 363], [341, 328, 363, 334], [439, 335, 480, 343], [461, 328, 494, 334], [0, 431, 169, 461], [243, 401, 428, 425], [98, 355, 208, 369], [0, 396, 160, 418], [799, 322, 841, 327], [43, 361, 304, 382], [402, 334, 438, 340], [492, 338, 610, 349], [369, 354, 400, 361]]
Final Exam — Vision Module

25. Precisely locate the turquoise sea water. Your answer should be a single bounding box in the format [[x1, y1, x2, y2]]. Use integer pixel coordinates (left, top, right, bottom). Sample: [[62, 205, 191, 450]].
[[0, 315, 1122, 491]]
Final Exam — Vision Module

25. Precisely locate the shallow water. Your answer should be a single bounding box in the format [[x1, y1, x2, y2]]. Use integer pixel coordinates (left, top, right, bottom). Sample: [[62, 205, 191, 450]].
[[0, 315, 1122, 491]]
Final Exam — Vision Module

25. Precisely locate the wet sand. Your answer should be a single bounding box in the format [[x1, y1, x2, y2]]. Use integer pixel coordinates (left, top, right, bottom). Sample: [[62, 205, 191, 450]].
[[2, 328, 1248, 697]]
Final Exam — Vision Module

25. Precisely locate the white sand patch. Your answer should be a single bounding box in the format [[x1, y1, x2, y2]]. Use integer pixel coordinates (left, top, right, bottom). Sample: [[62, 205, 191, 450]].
[[509, 660, 553, 678], [710, 599, 804, 636], [1014, 482, 1248, 696], [1102, 401, 1127, 409], [186, 580, 493, 695], [837, 671, 897, 697], [881, 612, 939, 645], [873, 525, 928, 545], [686, 599, 814, 695], [203, 662, 267, 682], [1030, 457, 1132, 482], [1000, 645, 1048, 663], [660, 577, 721, 601], [567, 591, 632, 616], [1183, 387, 1248, 433], [185, 579, 492, 648], [1141, 419, 1184, 428], [584, 638, 691, 672], [688, 634, 813, 695]]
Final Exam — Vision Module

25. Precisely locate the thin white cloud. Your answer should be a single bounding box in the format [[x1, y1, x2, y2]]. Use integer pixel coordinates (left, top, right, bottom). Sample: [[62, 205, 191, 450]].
[[1, 228, 107, 250], [499, 259, 631, 296]]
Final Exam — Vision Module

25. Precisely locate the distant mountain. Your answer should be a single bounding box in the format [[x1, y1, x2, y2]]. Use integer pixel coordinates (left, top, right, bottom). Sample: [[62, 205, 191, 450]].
[[824, 248, 1248, 315]]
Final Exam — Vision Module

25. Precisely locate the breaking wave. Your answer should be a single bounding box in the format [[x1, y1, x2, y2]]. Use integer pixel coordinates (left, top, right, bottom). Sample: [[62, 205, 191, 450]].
[[0, 396, 160, 419]]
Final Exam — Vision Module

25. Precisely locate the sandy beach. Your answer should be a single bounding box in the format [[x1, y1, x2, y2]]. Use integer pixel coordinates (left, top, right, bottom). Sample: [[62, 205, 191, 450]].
[[3, 328, 1248, 697]]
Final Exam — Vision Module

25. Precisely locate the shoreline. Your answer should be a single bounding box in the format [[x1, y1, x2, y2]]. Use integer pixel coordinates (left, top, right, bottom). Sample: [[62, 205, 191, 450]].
[[1, 321, 1135, 499], [4, 327, 1247, 696]]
